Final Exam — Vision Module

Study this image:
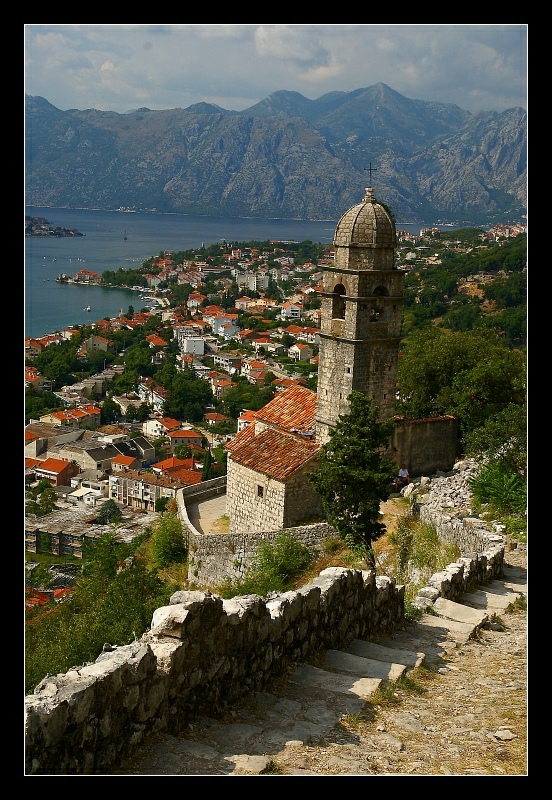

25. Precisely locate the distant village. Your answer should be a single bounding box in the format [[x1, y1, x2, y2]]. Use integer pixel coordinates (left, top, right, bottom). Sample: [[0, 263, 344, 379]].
[[25, 216, 85, 237]]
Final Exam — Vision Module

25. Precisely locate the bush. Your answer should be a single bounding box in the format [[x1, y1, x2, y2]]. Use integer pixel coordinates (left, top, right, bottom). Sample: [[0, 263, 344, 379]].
[[385, 514, 460, 603], [147, 512, 187, 570], [25, 537, 170, 694], [96, 499, 123, 525], [218, 531, 314, 598], [469, 460, 527, 515]]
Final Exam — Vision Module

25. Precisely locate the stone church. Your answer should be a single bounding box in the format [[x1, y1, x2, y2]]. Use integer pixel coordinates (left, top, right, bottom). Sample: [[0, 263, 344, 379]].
[[225, 187, 458, 536]]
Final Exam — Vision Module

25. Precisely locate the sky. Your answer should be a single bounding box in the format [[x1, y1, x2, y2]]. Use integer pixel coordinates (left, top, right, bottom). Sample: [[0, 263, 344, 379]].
[[24, 24, 527, 116]]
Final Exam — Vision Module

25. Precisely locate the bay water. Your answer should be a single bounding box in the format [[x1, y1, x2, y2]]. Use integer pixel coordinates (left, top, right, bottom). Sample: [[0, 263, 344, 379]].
[[25, 206, 453, 340]]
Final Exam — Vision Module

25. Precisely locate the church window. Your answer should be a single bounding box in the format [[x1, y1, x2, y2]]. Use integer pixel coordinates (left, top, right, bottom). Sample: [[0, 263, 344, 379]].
[[370, 286, 388, 320], [257, 485, 264, 498], [332, 284, 346, 319]]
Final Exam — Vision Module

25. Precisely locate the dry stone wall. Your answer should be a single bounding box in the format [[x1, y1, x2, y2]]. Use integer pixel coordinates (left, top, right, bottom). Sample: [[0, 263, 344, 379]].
[[25, 459, 510, 775], [25, 567, 405, 774], [187, 523, 336, 587]]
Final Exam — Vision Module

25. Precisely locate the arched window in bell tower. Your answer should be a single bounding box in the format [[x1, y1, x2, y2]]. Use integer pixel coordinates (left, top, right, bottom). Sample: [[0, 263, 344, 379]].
[[370, 286, 388, 321], [332, 284, 346, 319]]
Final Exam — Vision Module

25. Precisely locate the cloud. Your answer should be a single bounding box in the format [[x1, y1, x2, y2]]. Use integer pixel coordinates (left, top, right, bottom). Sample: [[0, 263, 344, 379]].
[[24, 24, 527, 116]]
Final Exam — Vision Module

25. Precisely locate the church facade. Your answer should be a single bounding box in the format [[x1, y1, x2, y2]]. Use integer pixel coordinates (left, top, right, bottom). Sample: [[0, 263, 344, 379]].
[[225, 187, 458, 536]]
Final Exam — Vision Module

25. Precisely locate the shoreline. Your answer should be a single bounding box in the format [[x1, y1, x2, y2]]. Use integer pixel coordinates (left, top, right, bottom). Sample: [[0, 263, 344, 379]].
[[27, 283, 167, 341]]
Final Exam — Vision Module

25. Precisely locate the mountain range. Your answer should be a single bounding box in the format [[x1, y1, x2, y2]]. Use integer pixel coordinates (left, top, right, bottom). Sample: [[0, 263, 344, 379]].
[[25, 83, 527, 225]]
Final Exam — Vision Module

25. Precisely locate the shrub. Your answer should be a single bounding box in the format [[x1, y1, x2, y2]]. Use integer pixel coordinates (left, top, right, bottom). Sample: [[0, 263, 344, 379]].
[[469, 460, 526, 515], [218, 530, 314, 598], [96, 499, 123, 525], [147, 512, 187, 570]]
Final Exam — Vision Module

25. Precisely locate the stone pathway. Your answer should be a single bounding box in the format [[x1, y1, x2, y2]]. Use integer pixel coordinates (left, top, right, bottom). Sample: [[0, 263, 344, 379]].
[[109, 553, 527, 776]]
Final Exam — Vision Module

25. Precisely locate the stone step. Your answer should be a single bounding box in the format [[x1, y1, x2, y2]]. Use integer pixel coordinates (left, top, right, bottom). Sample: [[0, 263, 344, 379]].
[[322, 649, 406, 681], [462, 584, 524, 612], [431, 596, 489, 628], [346, 639, 425, 670], [110, 574, 525, 775], [290, 662, 382, 699], [502, 564, 526, 583]]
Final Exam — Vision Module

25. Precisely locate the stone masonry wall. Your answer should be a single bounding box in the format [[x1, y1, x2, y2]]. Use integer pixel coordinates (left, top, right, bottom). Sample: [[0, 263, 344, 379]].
[[25, 460, 508, 775], [226, 460, 286, 535], [25, 568, 405, 775], [187, 523, 337, 588]]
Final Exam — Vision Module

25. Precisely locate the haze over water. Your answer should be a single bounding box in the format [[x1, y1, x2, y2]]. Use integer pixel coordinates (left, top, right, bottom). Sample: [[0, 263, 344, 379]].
[[25, 206, 455, 340]]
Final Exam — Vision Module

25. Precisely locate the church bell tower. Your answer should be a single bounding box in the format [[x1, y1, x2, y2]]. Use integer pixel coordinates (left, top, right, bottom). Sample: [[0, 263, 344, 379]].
[[315, 186, 404, 445]]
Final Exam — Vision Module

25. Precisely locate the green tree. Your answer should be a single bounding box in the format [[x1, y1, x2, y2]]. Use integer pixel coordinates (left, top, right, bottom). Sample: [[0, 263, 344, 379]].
[[201, 447, 212, 481], [396, 328, 526, 450], [79, 530, 123, 593], [221, 379, 275, 418], [96, 499, 123, 525], [212, 445, 228, 476], [463, 403, 527, 476], [174, 444, 192, 459], [26, 531, 170, 694], [25, 387, 63, 424], [161, 370, 214, 421], [25, 481, 58, 517], [112, 372, 139, 396], [147, 511, 187, 570], [123, 341, 154, 376], [155, 497, 170, 513], [101, 396, 121, 424], [281, 333, 295, 349], [308, 392, 397, 568], [135, 402, 151, 422]]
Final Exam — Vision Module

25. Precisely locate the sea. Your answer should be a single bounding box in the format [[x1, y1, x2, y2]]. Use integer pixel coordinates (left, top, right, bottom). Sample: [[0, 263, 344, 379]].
[[25, 206, 457, 340]]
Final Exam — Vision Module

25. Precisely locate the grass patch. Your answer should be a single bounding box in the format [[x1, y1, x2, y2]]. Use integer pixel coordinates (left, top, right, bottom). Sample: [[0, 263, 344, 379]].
[[506, 595, 527, 613], [210, 514, 230, 534], [373, 510, 461, 605]]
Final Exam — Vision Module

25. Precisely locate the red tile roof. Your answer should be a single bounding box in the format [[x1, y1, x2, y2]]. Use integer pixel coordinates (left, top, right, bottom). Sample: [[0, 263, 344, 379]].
[[35, 457, 74, 474], [255, 384, 317, 434], [152, 456, 194, 472], [225, 422, 256, 452], [168, 429, 203, 440], [228, 427, 319, 481], [163, 468, 203, 485], [112, 454, 137, 467], [204, 412, 230, 422]]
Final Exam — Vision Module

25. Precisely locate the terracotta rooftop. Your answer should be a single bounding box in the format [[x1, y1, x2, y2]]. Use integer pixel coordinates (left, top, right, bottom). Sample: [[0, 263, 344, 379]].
[[225, 423, 256, 453], [228, 427, 319, 481], [255, 384, 317, 434]]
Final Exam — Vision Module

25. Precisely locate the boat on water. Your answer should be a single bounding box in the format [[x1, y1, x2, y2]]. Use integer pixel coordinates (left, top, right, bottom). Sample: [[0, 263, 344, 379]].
[[83, 306, 91, 312]]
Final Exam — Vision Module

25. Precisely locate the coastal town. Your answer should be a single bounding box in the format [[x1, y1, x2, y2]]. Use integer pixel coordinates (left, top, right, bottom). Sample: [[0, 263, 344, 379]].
[[25, 215, 85, 237], [25, 216, 526, 565]]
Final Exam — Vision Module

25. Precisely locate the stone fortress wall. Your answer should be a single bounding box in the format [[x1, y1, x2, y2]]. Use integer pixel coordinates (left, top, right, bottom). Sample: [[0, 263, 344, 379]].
[[25, 462, 509, 775]]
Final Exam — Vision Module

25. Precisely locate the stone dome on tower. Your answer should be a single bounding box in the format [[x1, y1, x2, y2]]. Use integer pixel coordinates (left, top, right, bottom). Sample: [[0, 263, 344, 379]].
[[334, 186, 396, 248]]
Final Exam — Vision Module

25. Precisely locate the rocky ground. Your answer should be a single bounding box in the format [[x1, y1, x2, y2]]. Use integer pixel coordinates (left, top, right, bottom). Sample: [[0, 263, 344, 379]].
[[111, 463, 527, 777], [265, 547, 527, 777], [111, 546, 526, 777]]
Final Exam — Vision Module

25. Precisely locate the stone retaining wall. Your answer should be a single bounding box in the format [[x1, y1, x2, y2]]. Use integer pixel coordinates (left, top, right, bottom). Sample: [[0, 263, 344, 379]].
[[25, 469, 507, 775], [25, 567, 404, 775], [187, 523, 337, 587]]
